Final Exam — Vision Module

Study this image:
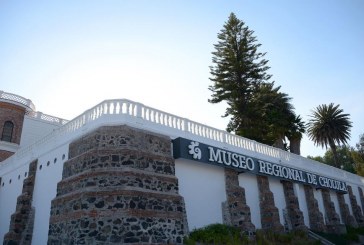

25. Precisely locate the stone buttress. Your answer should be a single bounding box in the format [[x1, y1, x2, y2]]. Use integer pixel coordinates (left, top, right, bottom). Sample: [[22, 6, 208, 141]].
[[321, 189, 342, 233], [347, 185, 364, 227], [47, 125, 188, 244], [3, 160, 37, 245], [256, 175, 284, 232], [358, 187, 364, 214], [337, 192, 357, 227], [281, 180, 306, 231], [303, 185, 326, 232], [222, 169, 255, 235]]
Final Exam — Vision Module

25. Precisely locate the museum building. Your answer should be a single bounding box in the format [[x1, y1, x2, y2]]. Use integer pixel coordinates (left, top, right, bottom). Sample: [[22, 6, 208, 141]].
[[0, 90, 364, 244]]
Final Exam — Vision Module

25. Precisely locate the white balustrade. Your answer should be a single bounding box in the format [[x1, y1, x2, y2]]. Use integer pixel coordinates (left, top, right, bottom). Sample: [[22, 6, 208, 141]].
[[0, 90, 36, 111], [1, 98, 363, 186]]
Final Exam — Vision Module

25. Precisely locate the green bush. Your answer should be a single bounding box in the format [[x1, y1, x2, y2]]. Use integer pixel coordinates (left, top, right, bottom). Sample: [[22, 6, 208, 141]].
[[184, 224, 318, 245], [184, 223, 249, 245]]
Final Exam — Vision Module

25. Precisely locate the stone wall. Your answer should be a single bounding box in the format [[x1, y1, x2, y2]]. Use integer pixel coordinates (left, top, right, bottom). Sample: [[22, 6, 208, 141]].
[[347, 185, 364, 227], [256, 175, 284, 232], [321, 189, 342, 234], [337, 193, 357, 227], [358, 187, 364, 216], [303, 185, 326, 232], [281, 181, 306, 231], [48, 125, 188, 244], [222, 169, 255, 236], [3, 160, 37, 245]]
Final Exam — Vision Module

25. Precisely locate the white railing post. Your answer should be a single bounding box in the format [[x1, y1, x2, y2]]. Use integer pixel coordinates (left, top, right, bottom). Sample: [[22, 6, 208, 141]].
[[136, 103, 142, 118]]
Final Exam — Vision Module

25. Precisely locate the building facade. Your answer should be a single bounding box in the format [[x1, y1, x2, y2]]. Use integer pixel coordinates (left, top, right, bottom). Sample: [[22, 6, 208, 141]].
[[0, 91, 364, 244]]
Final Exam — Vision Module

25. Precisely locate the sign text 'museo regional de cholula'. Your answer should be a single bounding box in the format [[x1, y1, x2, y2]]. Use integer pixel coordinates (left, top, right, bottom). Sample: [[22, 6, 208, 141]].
[[173, 137, 347, 193]]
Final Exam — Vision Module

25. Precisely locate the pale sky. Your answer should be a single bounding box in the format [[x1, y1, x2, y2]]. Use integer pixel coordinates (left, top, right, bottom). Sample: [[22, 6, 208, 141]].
[[1, 0, 363, 157]]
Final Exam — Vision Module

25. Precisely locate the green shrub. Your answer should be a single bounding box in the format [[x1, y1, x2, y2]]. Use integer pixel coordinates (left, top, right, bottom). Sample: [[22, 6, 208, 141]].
[[184, 223, 249, 245], [184, 224, 324, 244]]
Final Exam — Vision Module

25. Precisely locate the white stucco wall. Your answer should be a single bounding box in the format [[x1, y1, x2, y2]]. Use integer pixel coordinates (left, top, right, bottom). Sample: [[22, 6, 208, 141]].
[[239, 173, 261, 228], [344, 192, 354, 215], [20, 116, 61, 148], [313, 189, 326, 224], [31, 144, 68, 245], [351, 184, 363, 211], [330, 191, 342, 223], [269, 178, 285, 226], [0, 163, 29, 240], [294, 183, 310, 227], [175, 159, 226, 230], [1, 97, 364, 243]]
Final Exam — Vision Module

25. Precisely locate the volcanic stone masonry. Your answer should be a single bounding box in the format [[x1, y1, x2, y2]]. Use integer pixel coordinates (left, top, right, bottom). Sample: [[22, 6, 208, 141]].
[[256, 175, 284, 233], [222, 169, 255, 236], [358, 187, 364, 215], [337, 193, 357, 228], [281, 180, 306, 231], [347, 185, 364, 226], [47, 125, 188, 244], [3, 160, 38, 245], [321, 189, 342, 234], [303, 185, 326, 232]]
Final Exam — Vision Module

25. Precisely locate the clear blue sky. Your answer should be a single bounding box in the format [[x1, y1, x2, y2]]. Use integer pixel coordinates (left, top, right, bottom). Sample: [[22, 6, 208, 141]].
[[1, 0, 363, 157]]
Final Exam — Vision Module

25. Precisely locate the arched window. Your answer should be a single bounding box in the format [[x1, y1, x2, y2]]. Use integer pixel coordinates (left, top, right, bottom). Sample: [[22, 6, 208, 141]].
[[1, 121, 14, 142]]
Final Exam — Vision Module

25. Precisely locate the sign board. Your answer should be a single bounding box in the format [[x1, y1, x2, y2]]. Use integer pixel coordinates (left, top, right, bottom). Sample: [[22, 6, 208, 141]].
[[173, 137, 347, 193]]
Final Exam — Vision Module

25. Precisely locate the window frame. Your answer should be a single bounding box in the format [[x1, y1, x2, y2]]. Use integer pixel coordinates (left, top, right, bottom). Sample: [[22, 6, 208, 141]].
[[1, 121, 14, 142]]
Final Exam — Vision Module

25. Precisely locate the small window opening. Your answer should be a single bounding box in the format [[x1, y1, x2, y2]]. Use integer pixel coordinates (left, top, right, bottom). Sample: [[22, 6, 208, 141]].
[[1, 121, 14, 142]]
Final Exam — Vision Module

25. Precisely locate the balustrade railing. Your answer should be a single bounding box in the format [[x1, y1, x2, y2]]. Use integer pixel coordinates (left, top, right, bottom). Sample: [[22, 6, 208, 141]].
[[0, 90, 35, 111], [26, 111, 68, 125], [1, 98, 363, 185], [0, 91, 67, 125]]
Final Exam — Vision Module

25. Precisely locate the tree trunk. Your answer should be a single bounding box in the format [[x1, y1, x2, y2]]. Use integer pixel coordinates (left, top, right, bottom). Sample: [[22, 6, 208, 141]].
[[289, 137, 301, 155], [273, 137, 285, 150], [329, 140, 340, 168]]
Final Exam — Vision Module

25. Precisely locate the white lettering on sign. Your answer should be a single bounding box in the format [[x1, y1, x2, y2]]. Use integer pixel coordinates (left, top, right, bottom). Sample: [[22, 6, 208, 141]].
[[176, 138, 347, 193], [208, 147, 255, 171], [258, 160, 306, 183]]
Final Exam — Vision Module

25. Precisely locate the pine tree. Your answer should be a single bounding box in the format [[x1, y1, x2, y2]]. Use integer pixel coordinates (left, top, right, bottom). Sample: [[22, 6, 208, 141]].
[[209, 13, 305, 148]]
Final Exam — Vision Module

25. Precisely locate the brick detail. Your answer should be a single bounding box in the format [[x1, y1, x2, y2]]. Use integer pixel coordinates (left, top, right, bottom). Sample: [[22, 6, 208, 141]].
[[303, 185, 326, 232], [281, 181, 306, 231], [321, 189, 341, 233], [256, 175, 284, 232], [0, 102, 26, 145], [0, 101, 26, 161], [347, 185, 364, 227], [0, 150, 15, 162], [222, 169, 255, 236], [3, 160, 38, 245], [48, 125, 188, 244], [337, 193, 357, 227]]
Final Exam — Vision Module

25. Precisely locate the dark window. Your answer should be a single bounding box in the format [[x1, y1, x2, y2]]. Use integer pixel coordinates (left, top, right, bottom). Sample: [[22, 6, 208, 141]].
[[1, 121, 14, 142]]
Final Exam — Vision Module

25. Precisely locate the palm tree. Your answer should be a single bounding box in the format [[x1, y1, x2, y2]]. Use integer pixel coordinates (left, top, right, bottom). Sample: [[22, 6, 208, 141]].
[[287, 115, 306, 155], [307, 103, 352, 168]]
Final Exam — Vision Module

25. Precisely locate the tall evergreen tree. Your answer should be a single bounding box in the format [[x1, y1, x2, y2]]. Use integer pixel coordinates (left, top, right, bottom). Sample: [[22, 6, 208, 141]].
[[209, 13, 305, 148], [209, 13, 271, 128], [307, 103, 352, 168]]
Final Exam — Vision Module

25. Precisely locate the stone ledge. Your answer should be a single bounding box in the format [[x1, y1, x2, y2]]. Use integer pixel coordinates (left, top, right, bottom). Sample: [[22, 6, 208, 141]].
[[49, 208, 186, 223], [53, 186, 182, 202], [68, 125, 172, 159], [63, 148, 175, 178], [57, 168, 179, 196]]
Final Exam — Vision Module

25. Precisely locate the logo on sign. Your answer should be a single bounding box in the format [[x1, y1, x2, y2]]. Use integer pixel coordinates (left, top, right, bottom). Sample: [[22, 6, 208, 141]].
[[188, 141, 202, 160]]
